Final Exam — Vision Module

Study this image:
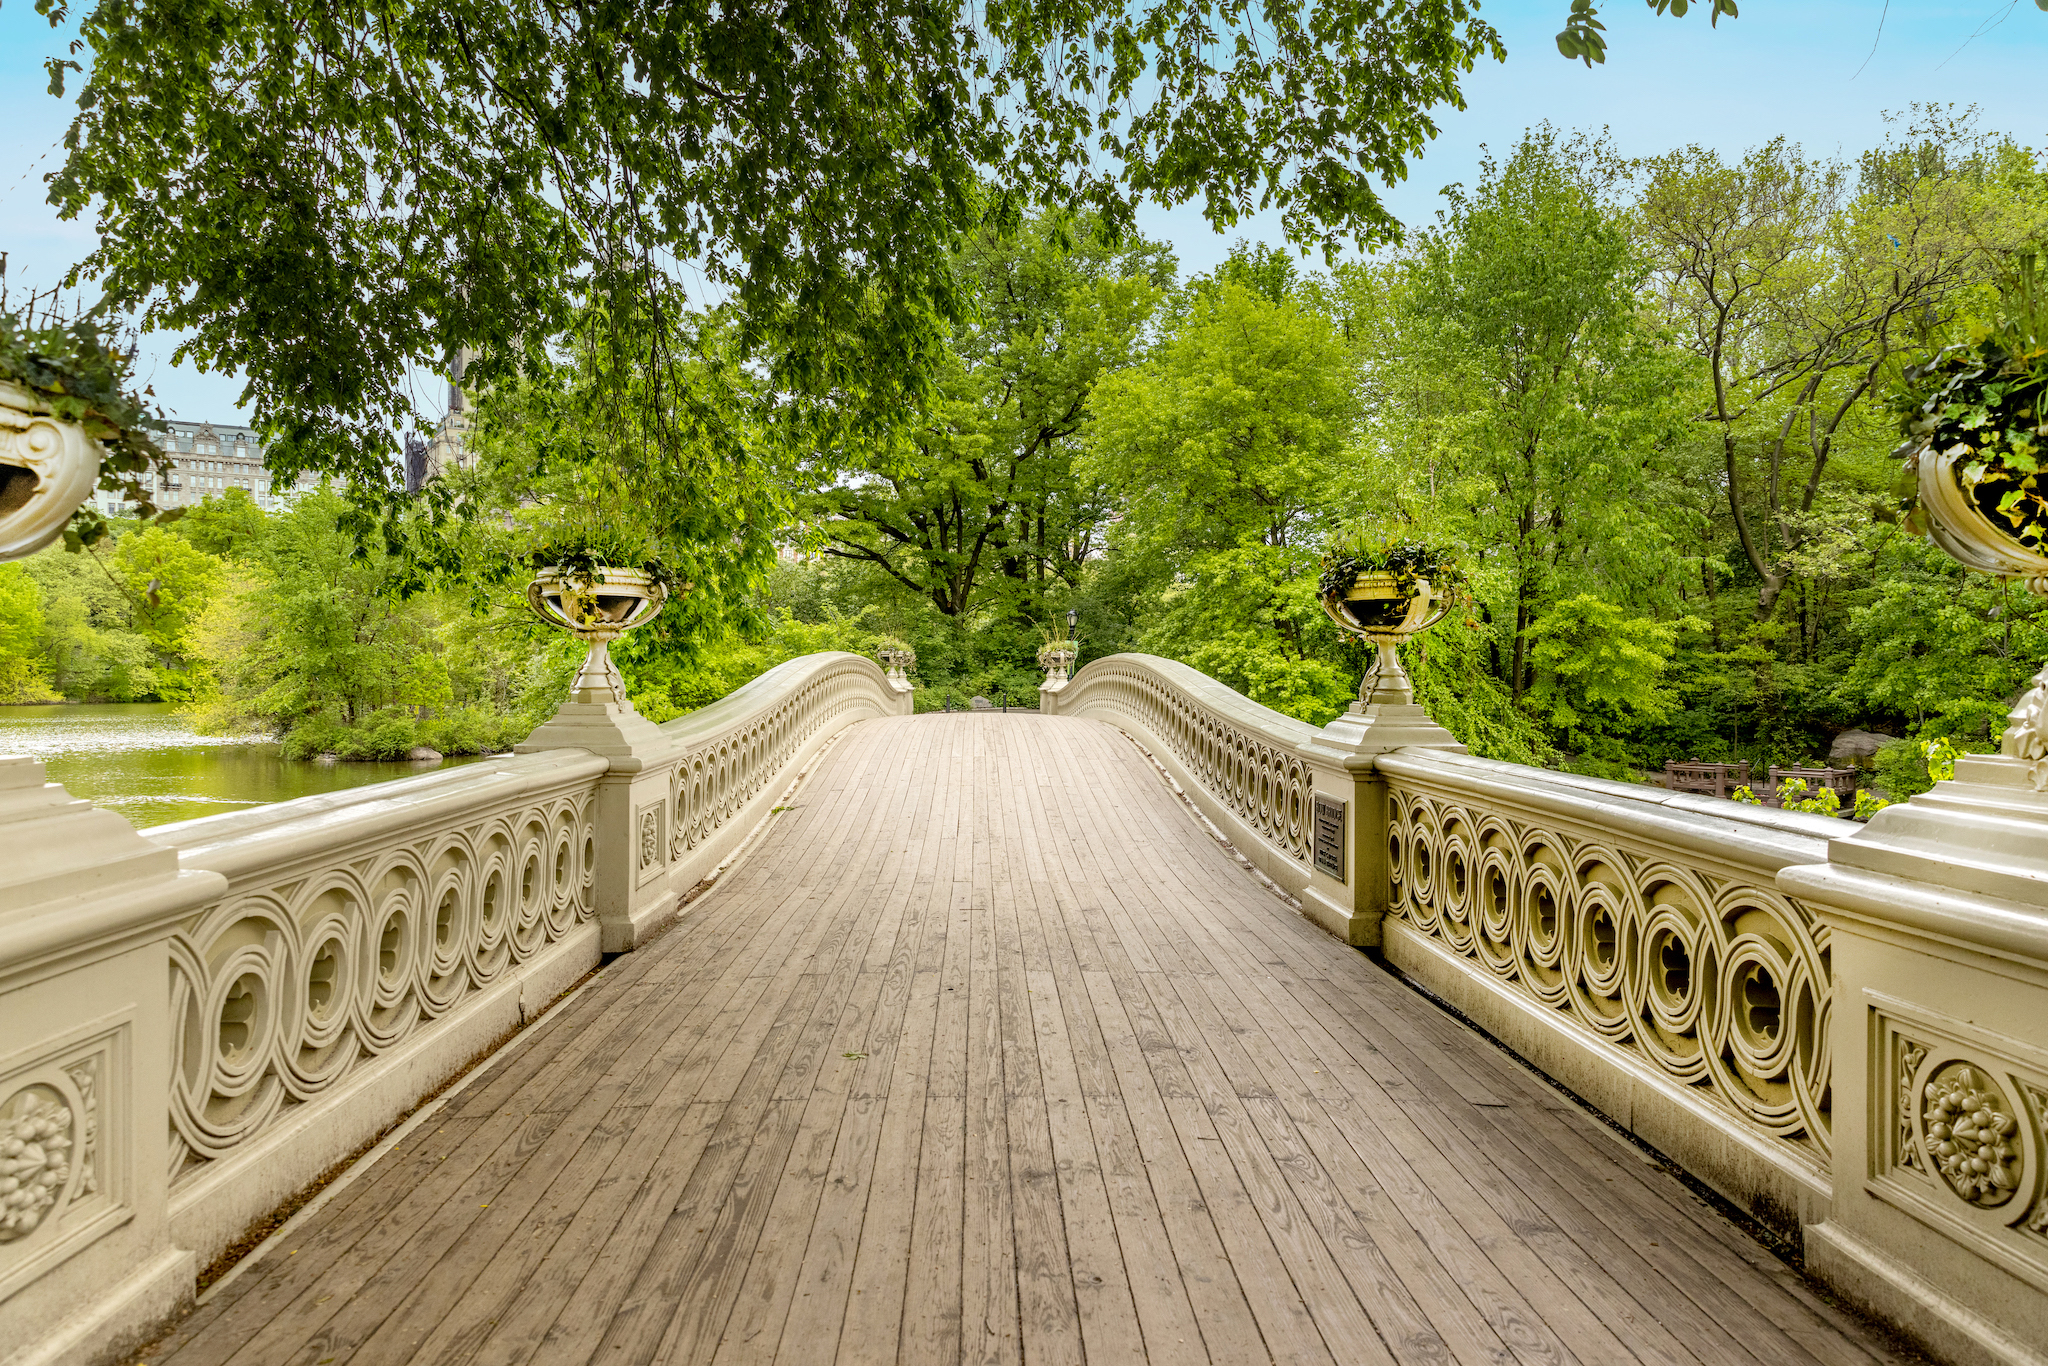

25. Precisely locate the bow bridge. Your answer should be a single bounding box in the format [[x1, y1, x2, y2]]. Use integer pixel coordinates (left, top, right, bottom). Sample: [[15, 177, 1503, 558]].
[[3, 652, 2045, 1365]]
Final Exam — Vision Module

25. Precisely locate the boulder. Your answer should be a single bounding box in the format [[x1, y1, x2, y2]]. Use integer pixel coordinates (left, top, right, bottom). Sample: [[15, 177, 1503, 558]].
[[970, 696, 995, 711], [408, 746, 444, 762], [1828, 729, 1899, 765], [314, 752, 340, 764]]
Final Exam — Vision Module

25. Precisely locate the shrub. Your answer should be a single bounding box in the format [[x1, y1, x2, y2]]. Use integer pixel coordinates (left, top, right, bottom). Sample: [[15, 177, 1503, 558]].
[[1775, 777, 1841, 818]]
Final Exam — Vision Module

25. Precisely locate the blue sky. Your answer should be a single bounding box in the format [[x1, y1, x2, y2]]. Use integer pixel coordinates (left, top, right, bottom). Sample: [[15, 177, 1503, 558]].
[[3, 0, 2046, 424]]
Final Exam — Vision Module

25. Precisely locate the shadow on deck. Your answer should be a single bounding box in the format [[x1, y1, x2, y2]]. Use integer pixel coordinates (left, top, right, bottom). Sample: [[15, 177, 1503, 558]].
[[142, 715, 1908, 1366]]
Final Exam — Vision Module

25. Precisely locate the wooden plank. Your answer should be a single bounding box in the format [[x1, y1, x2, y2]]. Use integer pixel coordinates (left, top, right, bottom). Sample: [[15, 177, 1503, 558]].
[[151, 714, 1913, 1366], [802, 721, 955, 1364], [1011, 726, 1209, 1364]]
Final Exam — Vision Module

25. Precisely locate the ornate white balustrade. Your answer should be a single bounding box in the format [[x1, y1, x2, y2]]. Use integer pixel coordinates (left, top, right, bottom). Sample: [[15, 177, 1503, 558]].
[[1042, 654, 1366, 938], [1374, 748, 1841, 1232], [147, 751, 608, 1262], [0, 651, 910, 1361]]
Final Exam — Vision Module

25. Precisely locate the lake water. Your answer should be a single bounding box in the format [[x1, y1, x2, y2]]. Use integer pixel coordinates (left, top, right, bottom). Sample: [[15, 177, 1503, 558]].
[[0, 703, 481, 828]]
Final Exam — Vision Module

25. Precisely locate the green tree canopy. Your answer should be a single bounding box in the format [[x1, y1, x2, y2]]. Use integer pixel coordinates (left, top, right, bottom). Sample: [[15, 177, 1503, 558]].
[[39, 0, 1505, 518]]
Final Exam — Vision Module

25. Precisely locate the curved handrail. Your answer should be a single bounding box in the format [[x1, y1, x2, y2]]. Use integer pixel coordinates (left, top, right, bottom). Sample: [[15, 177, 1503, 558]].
[[1048, 653, 1345, 894], [659, 651, 908, 862]]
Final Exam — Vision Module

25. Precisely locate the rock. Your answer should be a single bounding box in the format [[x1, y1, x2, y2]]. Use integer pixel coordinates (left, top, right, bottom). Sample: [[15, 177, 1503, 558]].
[[1828, 729, 1899, 764], [314, 752, 339, 764], [970, 696, 994, 711], [407, 746, 444, 762]]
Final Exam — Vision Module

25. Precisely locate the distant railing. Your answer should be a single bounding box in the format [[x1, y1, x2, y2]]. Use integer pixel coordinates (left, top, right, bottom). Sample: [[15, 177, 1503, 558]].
[[1374, 748, 1841, 1223], [1044, 654, 1358, 926], [663, 652, 907, 865]]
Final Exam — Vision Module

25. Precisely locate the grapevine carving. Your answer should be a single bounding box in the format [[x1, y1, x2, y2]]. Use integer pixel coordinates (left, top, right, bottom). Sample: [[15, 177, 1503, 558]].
[[1387, 787, 1832, 1157], [1898, 1040, 1928, 1172]]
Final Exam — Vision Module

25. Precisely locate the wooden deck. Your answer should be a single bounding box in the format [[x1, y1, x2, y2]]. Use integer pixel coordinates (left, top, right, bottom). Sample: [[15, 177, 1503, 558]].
[[145, 714, 1906, 1366]]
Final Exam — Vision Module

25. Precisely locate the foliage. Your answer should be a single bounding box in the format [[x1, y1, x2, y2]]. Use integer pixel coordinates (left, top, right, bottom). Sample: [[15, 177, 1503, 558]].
[[807, 218, 1170, 622], [1730, 784, 1763, 805], [1892, 318, 2048, 552], [1557, 0, 1739, 67], [39, 0, 1504, 559], [1873, 739, 1933, 801], [182, 491, 564, 753], [1317, 538, 1465, 602], [1524, 596, 1688, 759], [0, 564, 56, 702], [1852, 788, 1891, 820], [1774, 776, 1841, 817], [1641, 113, 2031, 618]]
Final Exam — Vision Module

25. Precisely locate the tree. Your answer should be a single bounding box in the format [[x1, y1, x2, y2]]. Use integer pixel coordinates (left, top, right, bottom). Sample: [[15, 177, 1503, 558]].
[[39, 0, 1503, 521], [1086, 262, 1359, 719], [108, 524, 223, 672], [0, 564, 55, 703], [1359, 127, 1692, 702], [808, 219, 1170, 621], [1639, 118, 2023, 617], [1524, 593, 1688, 759]]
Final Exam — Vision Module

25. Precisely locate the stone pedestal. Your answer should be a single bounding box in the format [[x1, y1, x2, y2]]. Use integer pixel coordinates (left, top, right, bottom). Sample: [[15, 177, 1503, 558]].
[[517, 650, 680, 953], [1307, 687, 1464, 948], [1782, 754, 2048, 1366], [0, 757, 224, 1366]]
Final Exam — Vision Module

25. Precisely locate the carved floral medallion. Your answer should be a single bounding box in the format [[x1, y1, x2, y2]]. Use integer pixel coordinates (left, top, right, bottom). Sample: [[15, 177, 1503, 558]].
[[0, 1085, 74, 1243], [1921, 1064, 2024, 1207]]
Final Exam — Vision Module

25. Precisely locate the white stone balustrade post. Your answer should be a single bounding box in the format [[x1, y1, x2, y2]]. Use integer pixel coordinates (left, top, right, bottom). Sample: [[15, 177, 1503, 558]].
[[516, 673, 683, 954], [0, 757, 226, 1364], [1781, 745, 2048, 1366]]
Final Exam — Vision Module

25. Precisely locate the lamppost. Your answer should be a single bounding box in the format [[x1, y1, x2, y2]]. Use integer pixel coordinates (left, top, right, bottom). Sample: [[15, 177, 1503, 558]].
[[1067, 608, 1078, 660]]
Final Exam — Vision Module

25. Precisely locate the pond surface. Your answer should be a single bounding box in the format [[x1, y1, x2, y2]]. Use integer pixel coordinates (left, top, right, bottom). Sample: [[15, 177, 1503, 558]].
[[0, 703, 481, 828]]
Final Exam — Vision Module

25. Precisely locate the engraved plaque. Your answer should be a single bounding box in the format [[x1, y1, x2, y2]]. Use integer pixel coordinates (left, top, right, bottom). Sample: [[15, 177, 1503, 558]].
[[1312, 794, 1346, 879]]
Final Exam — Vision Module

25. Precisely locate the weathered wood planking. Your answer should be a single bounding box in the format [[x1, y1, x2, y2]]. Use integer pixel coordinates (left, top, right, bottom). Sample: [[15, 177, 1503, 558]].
[[148, 715, 1910, 1366]]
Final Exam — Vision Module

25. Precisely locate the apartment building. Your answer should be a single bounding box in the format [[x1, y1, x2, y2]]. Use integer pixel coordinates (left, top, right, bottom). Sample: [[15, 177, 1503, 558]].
[[91, 419, 320, 516]]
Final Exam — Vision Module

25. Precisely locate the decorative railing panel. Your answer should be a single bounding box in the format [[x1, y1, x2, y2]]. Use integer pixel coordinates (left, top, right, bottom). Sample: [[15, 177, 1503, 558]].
[[662, 653, 905, 863], [150, 752, 607, 1180], [1052, 654, 1333, 872], [1378, 750, 1839, 1170]]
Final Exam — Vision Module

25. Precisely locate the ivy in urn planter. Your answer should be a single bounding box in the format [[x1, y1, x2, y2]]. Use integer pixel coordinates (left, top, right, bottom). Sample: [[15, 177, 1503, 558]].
[[1891, 325, 2048, 555], [1318, 538, 1464, 599], [1318, 538, 1466, 619], [1, 303, 173, 548], [524, 506, 687, 599]]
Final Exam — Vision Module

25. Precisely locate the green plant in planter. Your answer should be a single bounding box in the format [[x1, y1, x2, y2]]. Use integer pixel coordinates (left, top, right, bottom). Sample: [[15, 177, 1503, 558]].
[[1, 300, 173, 547], [1890, 252, 2048, 567], [525, 505, 684, 595], [1317, 536, 1466, 604]]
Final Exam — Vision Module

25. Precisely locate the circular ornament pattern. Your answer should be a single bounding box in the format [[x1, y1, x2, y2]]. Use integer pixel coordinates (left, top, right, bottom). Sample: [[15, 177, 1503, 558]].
[[0, 1084, 74, 1242], [1921, 1063, 2023, 1207]]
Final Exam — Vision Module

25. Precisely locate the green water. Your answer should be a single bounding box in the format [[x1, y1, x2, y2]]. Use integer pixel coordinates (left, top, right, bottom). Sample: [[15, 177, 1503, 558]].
[[0, 703, 481, 828]]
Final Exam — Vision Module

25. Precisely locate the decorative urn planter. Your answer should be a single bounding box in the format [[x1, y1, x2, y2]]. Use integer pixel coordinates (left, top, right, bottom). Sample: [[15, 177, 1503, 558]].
[[0, 379, 101, 561], [1319, 569, 1453, 707], [1037, 640, 1078, 685], [1912, 441, 2048, 586], [526, 564, 669, 705], [877, 646, 916, 685]]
